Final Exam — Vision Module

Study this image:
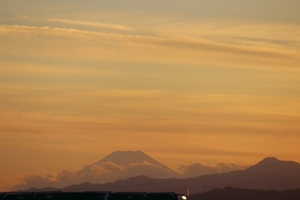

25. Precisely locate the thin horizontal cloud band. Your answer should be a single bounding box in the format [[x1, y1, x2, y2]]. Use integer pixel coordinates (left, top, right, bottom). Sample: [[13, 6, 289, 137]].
[[1, 24, 299, 68], [45, 18, 133, 31]]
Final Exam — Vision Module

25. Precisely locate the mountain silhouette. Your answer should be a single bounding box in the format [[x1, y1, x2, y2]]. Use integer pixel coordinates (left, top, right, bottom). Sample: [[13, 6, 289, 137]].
[[76, 150, 178, 183], [59, 157, 300, 194], [245, 157, 300, 173], [92, 150, 175, 172], [19, 156, 300, 195]]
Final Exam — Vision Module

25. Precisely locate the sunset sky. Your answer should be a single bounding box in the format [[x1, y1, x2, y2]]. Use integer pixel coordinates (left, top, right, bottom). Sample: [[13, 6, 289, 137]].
[[1, 0, 300, 191]]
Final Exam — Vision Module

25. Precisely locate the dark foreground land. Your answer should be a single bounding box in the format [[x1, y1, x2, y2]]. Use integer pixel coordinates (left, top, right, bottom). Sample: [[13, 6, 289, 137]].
[[0, 191, 186, 200], [2, 187, 300, 200], [189, 187, 300, 200]]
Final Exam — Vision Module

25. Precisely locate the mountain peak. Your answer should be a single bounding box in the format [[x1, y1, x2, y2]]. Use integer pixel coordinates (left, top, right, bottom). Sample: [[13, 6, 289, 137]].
[[76, 150, 178, 183], [257, 157, 280, 165], [245, 157, 300, 173], [97, 150, 163, 167]]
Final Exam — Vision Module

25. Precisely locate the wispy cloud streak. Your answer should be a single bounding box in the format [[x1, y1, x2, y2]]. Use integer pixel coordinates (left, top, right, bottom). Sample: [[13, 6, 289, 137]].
[[46, 18, 133, 31]]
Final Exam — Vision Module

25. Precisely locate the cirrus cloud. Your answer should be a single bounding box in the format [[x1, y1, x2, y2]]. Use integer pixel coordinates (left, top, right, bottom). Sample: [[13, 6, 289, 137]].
[[45, 18, 133, 31]]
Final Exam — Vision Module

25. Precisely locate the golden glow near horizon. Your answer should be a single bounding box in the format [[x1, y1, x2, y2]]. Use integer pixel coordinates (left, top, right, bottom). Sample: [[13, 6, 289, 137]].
[[1, 0, 300, 191]]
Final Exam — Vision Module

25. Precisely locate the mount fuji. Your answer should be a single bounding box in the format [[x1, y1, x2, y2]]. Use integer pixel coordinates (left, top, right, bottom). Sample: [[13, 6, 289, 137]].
[[76, 150, 179, 183]]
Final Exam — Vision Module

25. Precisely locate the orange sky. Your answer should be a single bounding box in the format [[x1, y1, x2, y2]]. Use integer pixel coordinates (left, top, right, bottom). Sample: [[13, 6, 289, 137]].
[[1, 0, 300, 191]]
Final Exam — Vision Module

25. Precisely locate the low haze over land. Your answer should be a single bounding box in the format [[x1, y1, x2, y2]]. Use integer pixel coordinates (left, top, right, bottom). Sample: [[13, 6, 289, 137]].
[[1, 0, 300, 191]]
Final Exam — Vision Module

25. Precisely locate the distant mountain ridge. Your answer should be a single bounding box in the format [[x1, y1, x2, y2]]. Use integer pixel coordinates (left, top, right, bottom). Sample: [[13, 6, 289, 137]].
[[22, 155, 300, 195], [246, 157, 300, 173]]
